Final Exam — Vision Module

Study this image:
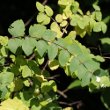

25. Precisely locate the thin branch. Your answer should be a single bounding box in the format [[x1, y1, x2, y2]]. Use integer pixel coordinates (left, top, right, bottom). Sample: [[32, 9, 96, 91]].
[[59, 100, 82, 106], [28, 53, 35, 61], [25, 0, 48, 27], [41, 60, 49, 74], [42, 0, 48, 5], [46, 74, 60, 80], [57, 90, 68, 99]]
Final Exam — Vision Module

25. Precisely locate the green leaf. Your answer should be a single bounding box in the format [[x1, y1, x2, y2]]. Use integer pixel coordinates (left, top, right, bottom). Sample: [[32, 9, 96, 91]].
[[8, 19, 25, 37], [20, 65, 32, 78], [48, 44, 58, 60], [36, 40, 48, 57], [58, 50, 70, 66], [14, 79, 23, 91], [42, 29, 56, 41], [29, 24, 46, 38], [45, 5, 53, 17], [8, 38, 22, 54], [37, 13, 51, 25], [36, 2, 44, 12], [67, 80, 81, 90], [22, 37, 37, 56]]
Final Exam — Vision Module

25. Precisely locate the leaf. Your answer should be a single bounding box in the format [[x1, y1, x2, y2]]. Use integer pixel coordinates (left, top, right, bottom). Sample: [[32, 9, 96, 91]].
[[36, 40, 48, 57], [22, 37, 37, 56], [70, 14, 80, 26], [67, 80, 81, 90], [48, 60, 59, 70], [0, 36, 8, 46], [42, 29, 56, 41], [101, 22, 107, 34], [50, 22, 63, 38], [8, 38, 22, 54], [55, 14, 63, 23], [14, 79, 23, 91], [48, 44, 58, 60], [93, 22, 102, 32], [36, 2, 44, 12], [100, 38, 110, 45], [20, 65, 32, 78], [0, 98, 29, 110], [60, 20, 68, 27], [44, 5, 53, 17], [29, 24, 46, 38], [101, 88, 110, 110], [0, 72, 14, 85], [95, 11, 102, 21], [93, 4, 100, 11], [37, 13, 51, 25], [8, 19, 25, 37], [37, 57, 44, 65], [81, 73, 92, 87], [41, 80, 57, 93], [58, 50, 70, 66]]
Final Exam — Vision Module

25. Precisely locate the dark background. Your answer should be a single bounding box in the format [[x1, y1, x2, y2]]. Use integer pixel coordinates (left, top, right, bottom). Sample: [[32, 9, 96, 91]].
[[0, 0, 110, 110]]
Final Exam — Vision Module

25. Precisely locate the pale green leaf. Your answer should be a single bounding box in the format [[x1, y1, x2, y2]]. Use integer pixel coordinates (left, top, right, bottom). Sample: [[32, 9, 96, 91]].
[[29, 24, 46, 38], [45, 5, 53, 17], [60, 20, 68, 27], [50, 22, 63, 38], [36, 2, 44, 12], [0, 98, 29, 110], [48, 44, 58, 60], [36, 40, 48, 57], [93, 4, 100, 11], [8, 19, 25, 37], [93, 22, 102, 32], [58, 50, 70, 66], [37, 13, 50, 25], [20, 65, 32, 78], [8, 38, 22, 54], [22, 37, 37, 56], [55, 14, 63, 23], [42, 29, 56, 41]]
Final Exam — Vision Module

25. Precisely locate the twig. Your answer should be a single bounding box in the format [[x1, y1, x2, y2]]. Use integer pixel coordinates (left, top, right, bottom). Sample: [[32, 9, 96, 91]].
[[25, 0, 48, 27], [57, 90, 68, 99], [41, 60, 49, 74], [46, 74, 60, 80], [42, 0, 48, 5], [28, 53, 35, 61], [59, 100, 82, 106]]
